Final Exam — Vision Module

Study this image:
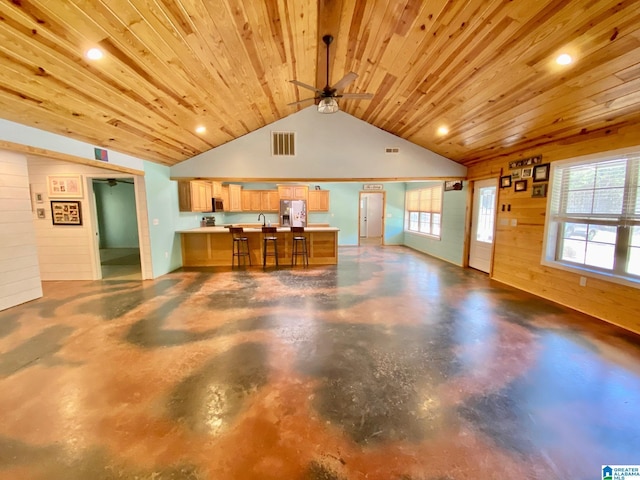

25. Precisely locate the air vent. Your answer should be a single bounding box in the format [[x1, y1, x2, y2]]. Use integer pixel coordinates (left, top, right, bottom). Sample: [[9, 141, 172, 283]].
[[272, 131, 295, 156], [385, 147, 400, 154]]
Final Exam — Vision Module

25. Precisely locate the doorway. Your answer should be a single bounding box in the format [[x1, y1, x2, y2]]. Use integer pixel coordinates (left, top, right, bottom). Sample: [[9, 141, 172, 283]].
[[359, 192, 385, 245], [468, 178, 498, 273], [91, 177, 142, 280]]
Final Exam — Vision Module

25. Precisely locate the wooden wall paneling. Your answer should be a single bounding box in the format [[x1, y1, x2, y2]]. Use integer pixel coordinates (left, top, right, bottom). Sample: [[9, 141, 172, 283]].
[[467, 130, 640, 334]]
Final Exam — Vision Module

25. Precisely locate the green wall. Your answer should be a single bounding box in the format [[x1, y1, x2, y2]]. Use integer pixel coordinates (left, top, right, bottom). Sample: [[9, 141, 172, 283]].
[[144, 162, 183, 276], [93, 181, 139, 248], [403, 181, 467, 266]]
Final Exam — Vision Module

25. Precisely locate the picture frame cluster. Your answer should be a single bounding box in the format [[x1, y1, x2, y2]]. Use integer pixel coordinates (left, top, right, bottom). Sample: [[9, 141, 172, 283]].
[[502, 162, 550, 197]]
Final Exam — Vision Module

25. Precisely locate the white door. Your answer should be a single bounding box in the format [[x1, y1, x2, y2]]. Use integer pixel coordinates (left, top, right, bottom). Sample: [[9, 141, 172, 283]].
[[359, 196, 368, 236], [366, 193, 383, 237], [469, 178, 498, 273]]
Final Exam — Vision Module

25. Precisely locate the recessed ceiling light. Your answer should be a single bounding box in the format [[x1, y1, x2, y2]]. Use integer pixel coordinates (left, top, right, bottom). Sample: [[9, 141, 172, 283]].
[[195, 126, 206, 134], [86, 48, 103, 60], [437, 126, 449, 136], [556, 53, 573, 65]]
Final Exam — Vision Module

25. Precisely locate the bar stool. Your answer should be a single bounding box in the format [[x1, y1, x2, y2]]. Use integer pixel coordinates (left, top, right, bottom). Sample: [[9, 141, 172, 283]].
[[291, 226, 309, 266], [262, 226, 278, 267], [230, 227, 251, 266]]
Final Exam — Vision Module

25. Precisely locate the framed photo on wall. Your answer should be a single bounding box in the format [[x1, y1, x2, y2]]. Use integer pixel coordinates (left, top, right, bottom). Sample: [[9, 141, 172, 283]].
[[532, 183, 548, 198], [514, 180, 527, 192], [47, 175, 83, 198], [500, 175, 512, 188], [51, 200, 82, 225], [533, 164, 550, 182]]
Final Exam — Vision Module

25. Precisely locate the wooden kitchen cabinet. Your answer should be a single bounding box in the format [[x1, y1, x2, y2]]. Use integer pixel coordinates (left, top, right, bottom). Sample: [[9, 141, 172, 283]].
[[227, 184, 242, 212], [278, 185, 308, 201], [308, 190, 330, 211], [178, 180, 212, 212], [261, 190, 280, 211], [241, 190, 262, 211], [240, 190, 279, 211], [211, 181, 223, 198]]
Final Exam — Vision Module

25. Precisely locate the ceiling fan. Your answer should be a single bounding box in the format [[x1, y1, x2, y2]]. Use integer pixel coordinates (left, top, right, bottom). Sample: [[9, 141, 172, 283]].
[[288, 35, 374, 113]]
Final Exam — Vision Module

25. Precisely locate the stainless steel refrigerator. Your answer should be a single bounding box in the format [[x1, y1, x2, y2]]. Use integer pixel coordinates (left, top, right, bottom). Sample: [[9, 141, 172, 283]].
[[280, 200, 307, 227]]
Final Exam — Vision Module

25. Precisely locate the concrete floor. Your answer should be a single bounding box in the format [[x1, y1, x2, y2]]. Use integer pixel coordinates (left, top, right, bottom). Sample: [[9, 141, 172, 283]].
[[1, 245, 639, 479]]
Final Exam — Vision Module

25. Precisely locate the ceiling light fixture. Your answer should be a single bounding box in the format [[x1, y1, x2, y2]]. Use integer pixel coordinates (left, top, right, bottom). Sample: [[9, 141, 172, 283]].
[[556, 53, 573, 65], [437, 126, 449, 136], [195, 125, 206, 134], [318, 97, 339, 114], [86, 48, 104, 60]]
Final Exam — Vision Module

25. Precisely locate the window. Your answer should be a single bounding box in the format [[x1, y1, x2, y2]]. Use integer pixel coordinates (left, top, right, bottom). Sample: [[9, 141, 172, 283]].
[[544, 151, 640, 286], [405, 185, 442, 238]]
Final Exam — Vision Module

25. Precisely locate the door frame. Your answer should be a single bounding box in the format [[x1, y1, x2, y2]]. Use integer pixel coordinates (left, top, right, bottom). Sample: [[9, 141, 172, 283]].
[[358, 191, 386, 245], [85, 174, 151, 280], [465, 177, 499, 274]]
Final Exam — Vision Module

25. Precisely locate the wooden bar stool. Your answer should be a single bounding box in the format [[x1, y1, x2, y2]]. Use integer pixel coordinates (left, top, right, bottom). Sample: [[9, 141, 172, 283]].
[[291, 226, 309, 266], [230, 227, 251, 266], [261, 226, 278, 267]]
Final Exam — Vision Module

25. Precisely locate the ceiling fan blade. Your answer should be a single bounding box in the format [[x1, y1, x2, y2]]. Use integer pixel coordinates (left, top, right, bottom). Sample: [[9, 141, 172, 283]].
[[289, 80, 322, 93], [287, 97, 317, 106], [339, 93, 374, 100], [331, 72, 358, 91]]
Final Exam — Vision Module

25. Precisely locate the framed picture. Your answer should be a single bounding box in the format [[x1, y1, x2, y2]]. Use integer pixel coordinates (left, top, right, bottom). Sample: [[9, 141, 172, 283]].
[[500, 175, 512, 188], [36, 208, 46, 219], [533, 163, 550, 182], [444, 180, 463, 191], [35, 192, 44, 203], [50, 200, 82, 225], [47, 175, 83, 198], [521, 167, 533, 178], [511, 170, 521, 180], [532, 183, 548, 198], [514, 179, 527, 192]]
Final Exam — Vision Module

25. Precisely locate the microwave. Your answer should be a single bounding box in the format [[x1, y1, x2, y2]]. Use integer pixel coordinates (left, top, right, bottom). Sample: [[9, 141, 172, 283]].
[[211, 198, 224, 212]]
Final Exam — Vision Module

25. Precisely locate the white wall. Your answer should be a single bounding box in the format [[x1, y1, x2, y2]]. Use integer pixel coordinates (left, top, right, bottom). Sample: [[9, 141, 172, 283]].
[[171, 106, 467, 179], [27, 157, 153, 280], [0, 150, 42, 310]]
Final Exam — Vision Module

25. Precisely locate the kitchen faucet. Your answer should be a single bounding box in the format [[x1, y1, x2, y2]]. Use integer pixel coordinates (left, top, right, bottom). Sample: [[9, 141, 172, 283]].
[[258, 213, 265, 227]]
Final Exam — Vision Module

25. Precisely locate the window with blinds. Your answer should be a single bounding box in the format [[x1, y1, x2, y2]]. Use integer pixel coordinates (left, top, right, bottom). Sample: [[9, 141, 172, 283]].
[[405, 185, 443, 238], [544, 152, 640, 284]]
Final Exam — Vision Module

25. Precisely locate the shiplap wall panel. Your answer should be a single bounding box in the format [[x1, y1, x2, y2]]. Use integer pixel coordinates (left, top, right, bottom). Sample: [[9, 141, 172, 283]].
[[467, 130, 640, 334], [0, 149, 42, 311]]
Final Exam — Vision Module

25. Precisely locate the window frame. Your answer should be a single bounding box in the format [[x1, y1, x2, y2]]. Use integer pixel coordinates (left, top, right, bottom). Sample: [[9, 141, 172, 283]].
[[404, 185, 443, 239], [542, 148, 640, 288]]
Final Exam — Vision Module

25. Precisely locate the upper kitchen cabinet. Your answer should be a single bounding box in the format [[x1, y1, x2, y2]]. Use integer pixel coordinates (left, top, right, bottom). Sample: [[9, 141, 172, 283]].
[[278, 185, 308, 202], [308, 190, 330, 212], [211, 181, 223, 198], [261, 191, 279, 211], [178, 180, 212, 212], [240, 190, 279, 212], [227, 184, 242, 212]]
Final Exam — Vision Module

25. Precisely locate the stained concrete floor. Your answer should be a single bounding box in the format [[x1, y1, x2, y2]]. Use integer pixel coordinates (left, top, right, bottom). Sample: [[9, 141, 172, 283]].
[[1, 245, 639, 479]]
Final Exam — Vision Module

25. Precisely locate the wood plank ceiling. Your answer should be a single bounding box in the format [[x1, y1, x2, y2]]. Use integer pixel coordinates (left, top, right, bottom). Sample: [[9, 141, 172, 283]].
[[0, 0, 639, 167]]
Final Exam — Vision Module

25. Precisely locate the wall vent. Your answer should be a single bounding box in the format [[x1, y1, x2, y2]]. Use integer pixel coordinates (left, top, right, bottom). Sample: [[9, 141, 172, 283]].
[[385, 147, 400, 154], [272, 131, 295, 156]]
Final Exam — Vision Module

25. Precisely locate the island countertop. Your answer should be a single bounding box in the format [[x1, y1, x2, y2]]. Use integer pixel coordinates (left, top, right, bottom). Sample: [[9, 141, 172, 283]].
[[179, 226, 339, 266], [177, 225, 339, 233]]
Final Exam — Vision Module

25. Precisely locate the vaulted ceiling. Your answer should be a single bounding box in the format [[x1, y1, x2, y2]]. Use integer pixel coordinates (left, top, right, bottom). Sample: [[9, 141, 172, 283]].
[[1, 0, 639, 168]]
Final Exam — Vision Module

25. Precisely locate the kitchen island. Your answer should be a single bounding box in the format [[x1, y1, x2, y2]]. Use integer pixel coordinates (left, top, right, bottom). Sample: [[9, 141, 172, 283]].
[[179, 226, 339, 266]]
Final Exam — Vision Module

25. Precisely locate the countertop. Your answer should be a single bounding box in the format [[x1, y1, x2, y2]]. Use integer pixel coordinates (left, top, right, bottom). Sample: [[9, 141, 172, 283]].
[[178, 225, 339, 233]]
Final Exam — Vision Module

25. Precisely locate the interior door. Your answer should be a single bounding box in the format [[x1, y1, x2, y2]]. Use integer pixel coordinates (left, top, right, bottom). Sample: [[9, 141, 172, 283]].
[[469, 178, 498, 273], [359, 196, 368, 236], [366, 193, 383, 237]]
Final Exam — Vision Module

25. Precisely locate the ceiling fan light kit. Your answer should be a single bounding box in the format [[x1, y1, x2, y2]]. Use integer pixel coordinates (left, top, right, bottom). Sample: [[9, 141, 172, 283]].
[[289, 34, 373, 114], [318, 97, 339, 114]]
